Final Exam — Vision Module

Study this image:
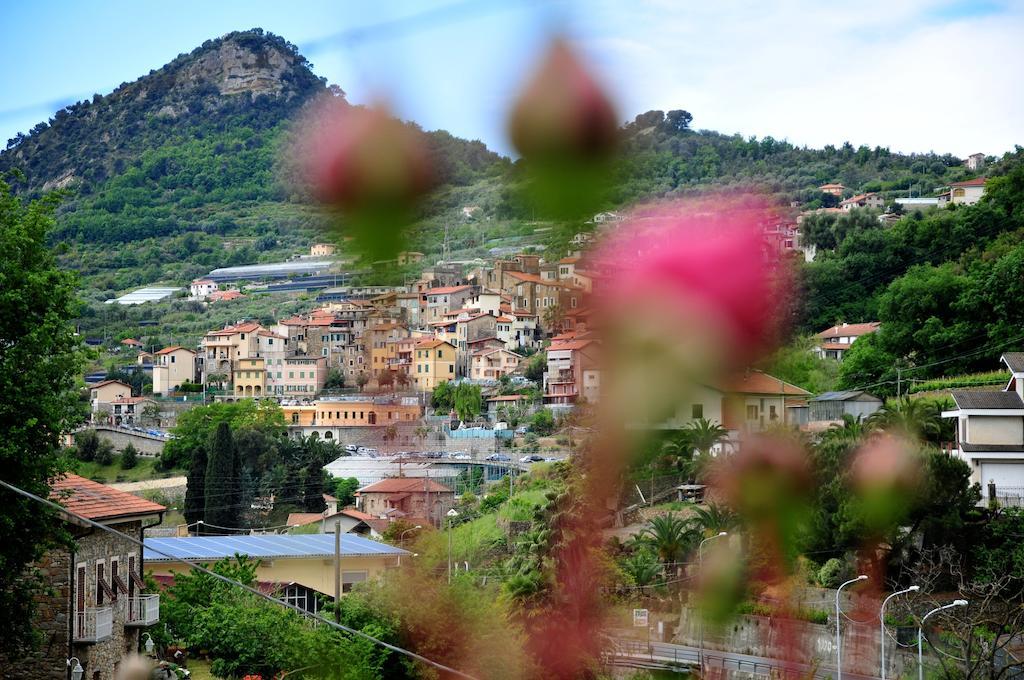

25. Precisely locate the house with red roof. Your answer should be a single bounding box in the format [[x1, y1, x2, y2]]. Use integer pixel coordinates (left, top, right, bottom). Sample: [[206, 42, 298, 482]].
[[543, 338, 601, 408], [814, 321, 881, 361], [818, 183, 846, 197], [189, 278, 217, 299], [152, 346, 197, 396], [839, 192, 884, 211], [945, 177, 988, 206], [0, 474, 165, 679], [355, 477, 455, 527], [470, 347, 524, 381], [89, 380, 133, 423]]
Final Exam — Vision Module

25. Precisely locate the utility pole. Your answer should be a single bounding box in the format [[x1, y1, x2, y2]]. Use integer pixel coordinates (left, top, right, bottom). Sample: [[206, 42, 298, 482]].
[[334, 521, 341, 622]]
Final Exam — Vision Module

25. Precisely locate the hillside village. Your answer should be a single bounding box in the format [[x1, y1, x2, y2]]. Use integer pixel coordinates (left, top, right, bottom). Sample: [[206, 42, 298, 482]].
[[4, 17, 1024, 680]]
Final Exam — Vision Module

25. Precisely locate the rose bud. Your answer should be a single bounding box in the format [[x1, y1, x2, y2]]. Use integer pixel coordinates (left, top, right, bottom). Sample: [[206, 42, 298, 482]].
[[508, 38, 618, 161], [299, 98, 434, 211]]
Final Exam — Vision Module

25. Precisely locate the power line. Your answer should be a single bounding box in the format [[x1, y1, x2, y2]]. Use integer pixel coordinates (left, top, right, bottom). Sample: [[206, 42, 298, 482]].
[[0, 478, 481, 680]]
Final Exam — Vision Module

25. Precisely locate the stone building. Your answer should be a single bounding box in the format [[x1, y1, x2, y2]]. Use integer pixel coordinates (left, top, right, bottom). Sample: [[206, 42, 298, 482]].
[[0, 474, 165, 680]]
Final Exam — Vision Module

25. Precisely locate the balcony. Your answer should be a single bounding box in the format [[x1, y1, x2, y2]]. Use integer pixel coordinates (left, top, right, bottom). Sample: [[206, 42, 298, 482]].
[[126, 594, 160, 627], [74, 606, 113, 643]]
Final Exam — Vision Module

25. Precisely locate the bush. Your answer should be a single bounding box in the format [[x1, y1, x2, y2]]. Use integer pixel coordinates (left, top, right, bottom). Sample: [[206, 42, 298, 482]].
[[75, 429, 101, 462], [120, 444, 139, 469], [817, 557, 851, 588], [95, 441, 115, 466], [530, 409, 555, 436]]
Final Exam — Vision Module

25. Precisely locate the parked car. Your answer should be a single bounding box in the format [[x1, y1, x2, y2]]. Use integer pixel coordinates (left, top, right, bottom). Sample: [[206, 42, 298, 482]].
[[344, 444, 359, 453], [423, 451, 443, 459], [452, 453, 472, 461], [485, 454, 511, 462], [514, 426, 529, 435], [519, 454, 545, 463]]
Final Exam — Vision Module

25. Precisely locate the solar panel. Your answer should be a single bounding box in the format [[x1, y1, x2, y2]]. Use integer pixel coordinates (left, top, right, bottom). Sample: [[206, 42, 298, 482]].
[[145, 533, 409, 562]]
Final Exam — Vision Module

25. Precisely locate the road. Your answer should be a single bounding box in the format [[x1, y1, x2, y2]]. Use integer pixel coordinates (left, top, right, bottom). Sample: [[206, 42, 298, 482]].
[[610, 638, 880, 680], [109, 476, 187, 493]]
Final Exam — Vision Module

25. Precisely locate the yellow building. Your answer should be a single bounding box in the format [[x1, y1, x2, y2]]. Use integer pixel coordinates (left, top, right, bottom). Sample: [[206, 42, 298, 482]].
[[233, 357, 267, 398], [144, 534, 408, 612], [413, 339, 456, 391], [281, 398, 422, 428]]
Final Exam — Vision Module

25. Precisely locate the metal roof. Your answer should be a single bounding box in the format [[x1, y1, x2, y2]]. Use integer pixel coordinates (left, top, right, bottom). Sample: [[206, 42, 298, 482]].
[[811, 390, 882, 402], [144, 533, 408, 562], [1002, 353, 1024, 373], [950, 391, 1024, 410]]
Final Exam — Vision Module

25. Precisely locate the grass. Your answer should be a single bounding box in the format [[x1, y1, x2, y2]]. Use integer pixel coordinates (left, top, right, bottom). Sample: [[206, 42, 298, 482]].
[[910, 370, 1010, 394], [498, 489, 547, 521], [70, 457, 184, 483]]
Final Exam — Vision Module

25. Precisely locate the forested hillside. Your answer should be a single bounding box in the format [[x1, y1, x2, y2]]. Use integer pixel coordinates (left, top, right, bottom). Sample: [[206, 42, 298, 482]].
[[2, 28, 1020, 387], [0, 29, 506, 301]]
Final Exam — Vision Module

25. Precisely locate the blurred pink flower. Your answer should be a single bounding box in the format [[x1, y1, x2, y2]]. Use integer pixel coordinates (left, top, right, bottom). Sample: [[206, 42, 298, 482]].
[[595, 199, 790, 371], [508, 37, 618, 160], [296, 97, 434, 211]]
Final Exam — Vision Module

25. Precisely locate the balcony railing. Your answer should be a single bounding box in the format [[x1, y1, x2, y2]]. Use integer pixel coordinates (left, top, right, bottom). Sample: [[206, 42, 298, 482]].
[[74, 606, 113, 643], [126, 594, 160, 627]]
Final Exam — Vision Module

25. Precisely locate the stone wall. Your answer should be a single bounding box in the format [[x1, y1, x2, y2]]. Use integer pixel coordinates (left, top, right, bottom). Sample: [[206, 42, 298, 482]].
[[0, 549, 72, 680], [72, 519, 146, 680], [88, 428, 165, 457]]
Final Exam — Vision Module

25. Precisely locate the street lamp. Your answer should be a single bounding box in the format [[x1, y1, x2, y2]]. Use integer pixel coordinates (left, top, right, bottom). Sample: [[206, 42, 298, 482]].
[[67, 657, 84, 680], [836, 574, 868, 680], [143, 632, 156, 656], [400, 525, 423, 542], [881, 585, 919, 680], [918, 600, 968, 680], [446, 508, 459, 584], [697, 531, 728, 671]]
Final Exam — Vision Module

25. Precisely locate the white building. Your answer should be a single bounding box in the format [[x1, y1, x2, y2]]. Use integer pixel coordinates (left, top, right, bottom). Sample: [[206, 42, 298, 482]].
[[942, 353, 1024, 506], [190, 278, 217, 299]]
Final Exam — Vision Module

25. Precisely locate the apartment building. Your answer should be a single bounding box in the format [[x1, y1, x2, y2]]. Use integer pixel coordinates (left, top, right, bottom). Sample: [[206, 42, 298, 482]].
[[413, 339, 457, 391], [151, 346, 197, 395]]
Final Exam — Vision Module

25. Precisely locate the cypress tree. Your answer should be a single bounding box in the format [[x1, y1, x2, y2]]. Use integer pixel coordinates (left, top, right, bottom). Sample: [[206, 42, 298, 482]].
[[205, 421, 238, 531], [183, 445, 207, 529]]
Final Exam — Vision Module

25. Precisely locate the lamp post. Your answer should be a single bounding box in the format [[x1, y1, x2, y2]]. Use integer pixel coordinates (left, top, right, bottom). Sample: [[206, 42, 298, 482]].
[[697, 531, 728, 671], [836, 575, 868, 680], [881, 585, 919, 680], [446, 508, 459, 584], [918, 600, 968, 680], [67, 657, 84, 680], [400, 525, 423, 543]]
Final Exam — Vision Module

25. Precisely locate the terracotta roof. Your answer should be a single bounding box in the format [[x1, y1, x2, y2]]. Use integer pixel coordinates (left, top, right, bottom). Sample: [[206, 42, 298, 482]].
[[426, 285, 472, 296], [256, 329, 287, 340], [192, 278, 215, 285], [549, 339, 597, 351], [416, 338, 454, 349], [358, 478, 453, 494], [120, 338, 142, 346], [716, 371, 811, 397], [286, 512, 324, 527], [840, 192, 879, 205], [90, 379, 132, 390], [467, 336, 501, 345], [819, 342, 854, 351], [50, 473, 165, 522], [818, 183, 845, 189], [111, 396, 150, 405], [155, 345, 194, 355], [950, 177, 987, 187], [558, 256, 580, 264], [495, 316, 513, 322], [209, 290, 244, 302], [209, 321, 261, 335], [340, 508, 374, 521], [817, 322, 880, 339]]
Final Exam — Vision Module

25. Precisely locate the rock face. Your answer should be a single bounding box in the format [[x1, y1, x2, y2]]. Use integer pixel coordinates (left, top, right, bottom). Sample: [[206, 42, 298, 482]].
[[180, 39, 295, 96], [0, 30, 326, 195]]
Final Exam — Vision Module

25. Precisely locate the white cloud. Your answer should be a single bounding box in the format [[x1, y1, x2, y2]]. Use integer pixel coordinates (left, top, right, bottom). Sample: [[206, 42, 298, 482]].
[[575, 0, 1024, 156]]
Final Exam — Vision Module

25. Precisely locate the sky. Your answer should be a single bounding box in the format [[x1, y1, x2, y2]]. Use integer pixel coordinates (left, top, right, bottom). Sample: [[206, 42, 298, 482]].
[[1, 0, 1022, 158]]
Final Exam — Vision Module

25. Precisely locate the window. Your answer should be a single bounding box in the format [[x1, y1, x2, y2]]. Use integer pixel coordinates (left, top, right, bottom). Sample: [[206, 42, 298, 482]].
[[449, 365, 454, 373], [75, 563, 86, 636], [746, 405, 759, 420], [110, 557, 122, 602], [437, 350, 443, 358], [342, 571, 368, 593], [170, 355, 176, 363], [691, 404, 704, 419], [769, 405, 778, 421]]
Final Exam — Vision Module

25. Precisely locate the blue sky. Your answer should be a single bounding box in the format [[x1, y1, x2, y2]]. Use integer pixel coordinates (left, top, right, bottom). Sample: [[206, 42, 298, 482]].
[[1, 0, 1021, 157]]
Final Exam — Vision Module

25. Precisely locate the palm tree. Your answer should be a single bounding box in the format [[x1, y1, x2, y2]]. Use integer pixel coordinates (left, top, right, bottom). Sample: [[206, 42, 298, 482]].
[[866, 397, 941, 442], [686, 503, 738, 537], [660, 432, 694, 471], [639, 513, 697, 565], [622, 550, 662, 596], [685, 418, 728, 456], [823, 413, 868, 444]]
